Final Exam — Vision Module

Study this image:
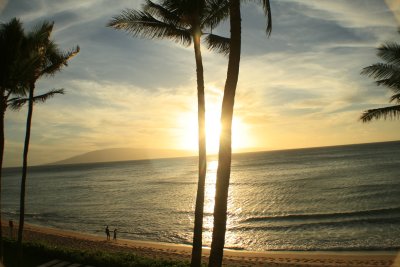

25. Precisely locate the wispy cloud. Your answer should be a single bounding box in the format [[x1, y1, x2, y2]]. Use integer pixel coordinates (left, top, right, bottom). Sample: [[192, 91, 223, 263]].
[[2, 0, 400, 166]]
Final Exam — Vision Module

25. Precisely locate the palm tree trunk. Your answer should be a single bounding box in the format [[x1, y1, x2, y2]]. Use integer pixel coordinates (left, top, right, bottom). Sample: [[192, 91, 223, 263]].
[[209, 0, 241, 266], [17, 83, 34, 265], [191, 22, 207, 267], [0, 97, 5, 264]]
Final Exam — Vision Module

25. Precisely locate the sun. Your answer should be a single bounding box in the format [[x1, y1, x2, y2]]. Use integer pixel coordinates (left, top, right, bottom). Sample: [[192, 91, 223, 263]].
[[179, 86, 251, 154]]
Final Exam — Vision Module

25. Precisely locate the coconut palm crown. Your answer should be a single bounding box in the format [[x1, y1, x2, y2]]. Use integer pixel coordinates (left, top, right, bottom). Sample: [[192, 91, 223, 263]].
[[0, 18, 26, 98], [108, 0, 230, 54], [360, 38, 400, 122]]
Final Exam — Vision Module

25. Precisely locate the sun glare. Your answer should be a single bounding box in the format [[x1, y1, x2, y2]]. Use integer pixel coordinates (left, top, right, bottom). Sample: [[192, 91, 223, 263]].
[[204, 160, 218, 229], [205, 104, 222, 154], [179, 86, 251, 154]]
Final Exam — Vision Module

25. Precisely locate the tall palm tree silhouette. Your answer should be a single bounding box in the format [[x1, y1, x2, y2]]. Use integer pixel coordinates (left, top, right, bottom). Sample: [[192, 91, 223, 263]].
[[0, 17, 27, 264], [209, 1, 271, 266], [360, 36, 400, 122], [15, 21, 79, 264], [108, 1, 228, 266]]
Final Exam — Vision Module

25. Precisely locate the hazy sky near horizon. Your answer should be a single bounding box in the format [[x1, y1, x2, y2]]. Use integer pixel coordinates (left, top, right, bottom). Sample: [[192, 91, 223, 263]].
[[1, 0, 400, 167]]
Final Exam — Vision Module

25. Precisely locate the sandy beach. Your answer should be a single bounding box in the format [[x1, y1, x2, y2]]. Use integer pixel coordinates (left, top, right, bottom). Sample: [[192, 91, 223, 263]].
[[2, 221, 399, 267]]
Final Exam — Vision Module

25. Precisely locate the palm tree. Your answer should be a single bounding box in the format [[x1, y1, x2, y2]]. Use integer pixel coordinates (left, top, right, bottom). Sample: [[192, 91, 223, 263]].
[[0, 18, 28, 263], [208, 1, 271, 266], [108, 1, 228, 266], [360, 38, 400, 122], [15, 21, 79, 263]]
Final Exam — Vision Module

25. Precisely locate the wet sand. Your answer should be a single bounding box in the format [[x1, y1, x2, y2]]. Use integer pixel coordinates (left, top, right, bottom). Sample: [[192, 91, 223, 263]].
[[3, 222, 400, 266]]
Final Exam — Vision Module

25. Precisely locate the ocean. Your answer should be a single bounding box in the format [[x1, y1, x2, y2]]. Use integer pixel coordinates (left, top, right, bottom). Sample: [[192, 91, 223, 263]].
[[2, 141, 400, 251]]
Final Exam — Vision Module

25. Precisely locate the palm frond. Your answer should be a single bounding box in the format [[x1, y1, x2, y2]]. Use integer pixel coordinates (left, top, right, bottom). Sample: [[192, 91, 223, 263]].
[[0, 18, 24, 68], [33, 88, 65, 102], [204, 33, 230, 55], [12, 54, 41, 88], [161, 0, 201, 19], [375, 78, 400, 92], [262, 0, 272, 36], [9, 89, 65, 110], [7, 96, 21, 105], [242, 0, 272, 35], [362, 63, 400, 93], [360, 105, 400, 122], [5, 84, 27, 98], [0, 18, 26, 91], [144, 0, 184, 27], [0, 18, 23, 38], [9, 98, 26, 110], [202, 0, 229, 29], [108, 9, 192, 46], [20, 20, 79, 83], [377, 42, 400, 66], [390, 92, 400, 103], [42, 44, 80, 76], [361, 63, 400, 80], [26, 21, 53, 51]]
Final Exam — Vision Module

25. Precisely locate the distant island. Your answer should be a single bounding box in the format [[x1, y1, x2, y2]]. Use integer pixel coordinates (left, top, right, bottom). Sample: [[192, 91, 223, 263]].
[[48, 148, 196, 165], [48, 140, 400, 166]]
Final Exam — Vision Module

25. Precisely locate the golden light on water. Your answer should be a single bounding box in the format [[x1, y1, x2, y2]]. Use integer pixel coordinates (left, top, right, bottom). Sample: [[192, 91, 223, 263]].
[[204, 160, 218, 217], [203, 159, 241, 247], [203, 160, 218, 237]]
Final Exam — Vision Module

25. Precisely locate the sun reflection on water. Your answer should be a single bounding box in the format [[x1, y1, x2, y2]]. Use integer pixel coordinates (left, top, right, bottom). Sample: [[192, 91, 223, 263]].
[[202, 160, 217, 244], [202, 159, 242, 249], [204, 160, 218, 217]]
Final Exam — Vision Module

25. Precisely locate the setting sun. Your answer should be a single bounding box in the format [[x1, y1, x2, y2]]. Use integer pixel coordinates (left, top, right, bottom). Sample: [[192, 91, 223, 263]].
[[179, 86, 251, 154]]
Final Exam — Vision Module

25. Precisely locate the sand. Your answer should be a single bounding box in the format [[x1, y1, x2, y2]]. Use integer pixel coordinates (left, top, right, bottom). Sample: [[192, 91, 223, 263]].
[[3, 222, 400, 266]]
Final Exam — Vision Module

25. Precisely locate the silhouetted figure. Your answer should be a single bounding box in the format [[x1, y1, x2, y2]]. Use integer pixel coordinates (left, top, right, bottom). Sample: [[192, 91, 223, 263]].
[[9, 220, 13, 239], [105, 225, 110, 240], [113, 228, 117, 240]]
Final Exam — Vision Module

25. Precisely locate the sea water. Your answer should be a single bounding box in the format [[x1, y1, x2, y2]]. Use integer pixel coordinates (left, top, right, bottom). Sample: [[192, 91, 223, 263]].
[[2, 141, 400, 251]]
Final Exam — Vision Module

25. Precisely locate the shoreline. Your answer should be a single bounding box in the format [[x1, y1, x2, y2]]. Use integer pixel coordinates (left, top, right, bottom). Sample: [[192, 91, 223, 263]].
[[2, 221, 400, 266]]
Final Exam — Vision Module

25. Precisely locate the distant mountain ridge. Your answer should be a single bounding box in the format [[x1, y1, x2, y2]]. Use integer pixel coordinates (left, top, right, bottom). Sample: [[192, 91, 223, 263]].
[[49, 148, 195, 165]]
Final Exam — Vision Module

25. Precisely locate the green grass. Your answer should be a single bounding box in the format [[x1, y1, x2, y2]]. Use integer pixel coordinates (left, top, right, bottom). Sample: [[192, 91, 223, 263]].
[[3, 238, 190, 267]]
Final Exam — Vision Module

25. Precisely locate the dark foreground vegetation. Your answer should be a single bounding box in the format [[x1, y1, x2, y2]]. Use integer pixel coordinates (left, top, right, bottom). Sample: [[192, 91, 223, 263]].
[[3, 238, 189, 267]]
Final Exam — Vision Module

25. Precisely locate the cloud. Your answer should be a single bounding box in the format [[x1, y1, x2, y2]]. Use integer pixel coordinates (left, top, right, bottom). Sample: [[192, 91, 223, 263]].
[[283, 0, 398, 28], [0, 0, 7, 14], [2, 0, 400, 166], [386, 0, 400, 25], [4, 79, 199, 166]]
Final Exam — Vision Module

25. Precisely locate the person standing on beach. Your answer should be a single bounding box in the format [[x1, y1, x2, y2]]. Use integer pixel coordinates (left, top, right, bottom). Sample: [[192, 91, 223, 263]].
[[113, 228, 117, 240], [105, 225, 110, 240]]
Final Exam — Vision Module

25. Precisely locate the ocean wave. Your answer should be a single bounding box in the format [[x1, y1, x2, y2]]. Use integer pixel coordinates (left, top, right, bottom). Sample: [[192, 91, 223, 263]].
[[256, 245, 400, 252], [143, 180, 196, 185], [233, 216, 400, 232], [2, 211, 72, 223], [2, 211, 51, 218], [2, 210, 19, 216], [242, 206, 400, 223]]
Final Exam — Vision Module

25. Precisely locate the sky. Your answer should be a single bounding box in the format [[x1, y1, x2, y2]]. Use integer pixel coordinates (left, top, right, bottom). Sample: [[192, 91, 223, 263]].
[[1, 0, 400, 167]]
